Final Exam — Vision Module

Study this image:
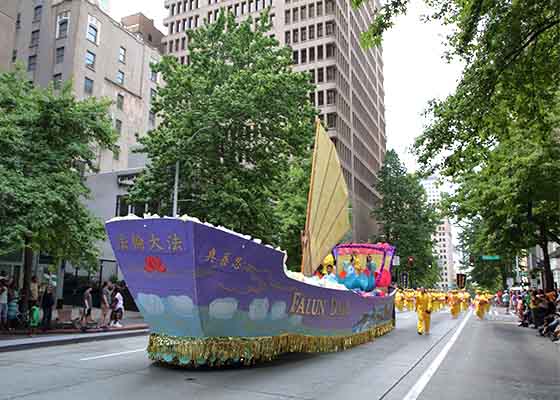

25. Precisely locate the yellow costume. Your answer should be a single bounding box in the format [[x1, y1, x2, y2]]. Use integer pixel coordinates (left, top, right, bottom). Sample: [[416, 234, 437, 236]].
[[448, 290, 460, 319], [404, 289, 415, 311], [395, 289, 405, 312], [415, 290, 433, 335], [474, 292, 488, 320]]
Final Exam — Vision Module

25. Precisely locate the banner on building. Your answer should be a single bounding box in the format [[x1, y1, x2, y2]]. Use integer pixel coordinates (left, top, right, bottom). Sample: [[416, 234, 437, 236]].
[[456, 273, 466, 289]]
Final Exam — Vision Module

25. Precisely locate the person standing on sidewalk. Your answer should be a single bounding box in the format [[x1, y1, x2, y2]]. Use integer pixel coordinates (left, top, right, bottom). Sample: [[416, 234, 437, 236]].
[[0, 279, 8, 331], [30, 276, 39, 308], [109, 287, 124, 328], [80, 285, 94, 328], [41, 286, 55, 331], [99, 282, 112, 328]]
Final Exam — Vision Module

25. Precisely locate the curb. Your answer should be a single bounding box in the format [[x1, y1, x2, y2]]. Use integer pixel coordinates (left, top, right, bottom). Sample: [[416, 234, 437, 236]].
[[0, 328, 150, 353]]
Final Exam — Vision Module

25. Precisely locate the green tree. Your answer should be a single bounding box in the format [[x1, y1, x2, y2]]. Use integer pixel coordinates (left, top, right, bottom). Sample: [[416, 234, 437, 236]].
[[373, 150, 440, 288], [0, 69, 116, 311], [355, 0, 560, 290], [131, 12, 316, 247]]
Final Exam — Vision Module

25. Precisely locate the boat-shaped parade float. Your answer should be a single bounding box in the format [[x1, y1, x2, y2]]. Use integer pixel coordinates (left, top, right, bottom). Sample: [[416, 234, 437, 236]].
[[106, 121, 396, 367]]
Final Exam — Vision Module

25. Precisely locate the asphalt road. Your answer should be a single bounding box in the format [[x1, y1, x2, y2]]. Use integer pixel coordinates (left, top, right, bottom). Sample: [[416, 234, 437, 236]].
[[1, 308, 558, 400]]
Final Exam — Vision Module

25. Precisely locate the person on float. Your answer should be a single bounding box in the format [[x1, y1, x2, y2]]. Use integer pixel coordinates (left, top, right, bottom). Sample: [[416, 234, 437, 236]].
[[415, 287, 433, 335]]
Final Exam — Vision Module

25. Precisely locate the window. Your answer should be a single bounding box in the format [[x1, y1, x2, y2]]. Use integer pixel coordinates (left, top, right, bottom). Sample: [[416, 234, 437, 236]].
[[309, 25, 315, 40], [326, 43, 335, 58], [116, 70, 125, 85], [317, 67, 324, 83], [249, 0, 255, 12], [53, 74, 62, 89], [301, 27, 307, 41], [168, 41, 173, 53], [309, 3, 315, 18], [317, 1, 323, 16], [11, 50, 17, 63], [292, 50, 298, 64], [115, 119, 122, 134], [150, 59, 158, 82], [318, 91, 324, 106], [148, 33, 153, 42], [285, 10, 290, 24], [30, 30, 40, 47], [326, 21, 335, 36], [285, 31, 291, 44], [56, 47, 65, 64], [169, 22, 174, 35], [87, 15, 100, 44], [309, 69, 315, 83], [33, 6, 42, 22], [301, 48, 307, 63], [293, 7, 298, 22], [56, 12, 70, 39], [84, 77, 94, 95], [241, 2, 246, 14], [300, 6, 306, 20], [171, 3, 176, 16], [181, 37, 186, 50], [309, 92, 315, 106], [117, 94, 124, 110], [150, 88, 157, 102], [149, 110, 156, 126], [309, 46, 315, 62], [325, 0, 334, 14], [85, 50, 96, 69], [16, 13, 21, 29], [235, 4, 240, 17], [327, 113, 336, 128], [317, 45, 324, 60], [326, 65, 336, 81], [293, 29, 299, 43], [175, 39, 180, 52], [326, 89, 336, 105], [27, 55, 37, 71], [119, 46, 126, 63]]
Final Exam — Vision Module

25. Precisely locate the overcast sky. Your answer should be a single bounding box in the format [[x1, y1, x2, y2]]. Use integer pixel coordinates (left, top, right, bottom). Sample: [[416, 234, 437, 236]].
[[109, 0, 463, 172]]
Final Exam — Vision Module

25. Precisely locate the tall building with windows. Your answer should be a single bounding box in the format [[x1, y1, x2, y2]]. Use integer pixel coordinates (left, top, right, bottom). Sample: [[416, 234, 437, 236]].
[[11, 0, 163, 172], [0, 0, 19, 71], [162, 0, 386, 241], [422, 176, 455, 289]]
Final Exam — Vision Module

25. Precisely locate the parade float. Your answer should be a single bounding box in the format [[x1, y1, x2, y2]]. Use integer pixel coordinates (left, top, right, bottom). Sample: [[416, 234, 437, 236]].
[[105, 121, 395, 367]]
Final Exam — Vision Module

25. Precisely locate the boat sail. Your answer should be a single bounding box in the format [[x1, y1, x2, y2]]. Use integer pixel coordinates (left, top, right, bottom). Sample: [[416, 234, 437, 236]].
[[301, 119, 351, 276], [105, 119, 395, 367]]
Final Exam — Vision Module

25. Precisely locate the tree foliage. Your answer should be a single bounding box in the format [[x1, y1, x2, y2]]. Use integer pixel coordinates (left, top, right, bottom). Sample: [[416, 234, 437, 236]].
[[373, 150, 440, 288], [0, 69, 116, 308], [131, 12, 316, 250], [359, 0, 560, 290]]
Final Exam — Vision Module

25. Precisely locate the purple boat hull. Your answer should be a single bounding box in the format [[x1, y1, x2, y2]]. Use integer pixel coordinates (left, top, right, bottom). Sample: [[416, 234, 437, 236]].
[[106, 218, 394, 363]]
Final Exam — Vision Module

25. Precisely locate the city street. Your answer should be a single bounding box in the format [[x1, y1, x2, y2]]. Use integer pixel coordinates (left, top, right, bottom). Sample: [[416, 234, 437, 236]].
[[2, 308, 558, 400]]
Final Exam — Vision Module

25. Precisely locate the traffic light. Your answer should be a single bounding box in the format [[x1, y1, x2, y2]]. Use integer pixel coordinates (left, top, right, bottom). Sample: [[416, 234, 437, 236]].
[[407, 256, 414, 267]]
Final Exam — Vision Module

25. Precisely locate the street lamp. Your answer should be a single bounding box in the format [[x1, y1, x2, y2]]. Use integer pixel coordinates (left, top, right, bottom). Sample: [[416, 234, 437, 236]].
[[172, 126, 213, 217]]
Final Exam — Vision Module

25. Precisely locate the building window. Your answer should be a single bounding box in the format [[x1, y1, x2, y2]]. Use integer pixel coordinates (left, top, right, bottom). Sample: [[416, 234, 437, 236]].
[[300, 6, 306, 20], [53, 74, 62, 89], [169, 22, 174, 35], [293, 29, 299, 43], [171, 3, 176, 16], [113, 145, 120, 161], [293, 7, 299, 22], [181, 37, 186, 50], [309, 92, 315, 106], [301, 48, 307, 63], [11, 49, 17, 63], [168, 41, 173, 53], [149, 110, 156, 127], [56, 12, 70, 39], [87, 15, 100, 44], [317, 45, 324, 60], [16, 13, 21, 29], [326, 43, 335, 58], [326, 21, 335, 36], [85, 50, 96, 69], [119, 46, 126, 63], [175, 38, 180, 52], [84, 77, 94, 95], [27, 55, 37, 71], [317, 67, 324, 83], [309, 46, 315, 62], [292, 50, 298, 64], [326, 89, 336, 105], [301, 27, 307, 41], [55, 47, 65, 64], [317, 1, 323, 16], [325, 0, 334, 14], [309, 3, 315, 18], [150, 65, 158, 82], [309, 25, 315, 40], [30, 30, 40, 47], [309, 69, 315, 83], [116, 70, 125, 85], [327, 113, 337, 128], [326, 65, 336, 81], [115, 119, 122, 134], [117, 94, 124, 110], [318, 91, 324, 106], [317, 23, 323, 38], [285, 31, 291, 44], [150, 88, 157, 102], [33, 6, 43, 22], [285, 10, 290, 24]]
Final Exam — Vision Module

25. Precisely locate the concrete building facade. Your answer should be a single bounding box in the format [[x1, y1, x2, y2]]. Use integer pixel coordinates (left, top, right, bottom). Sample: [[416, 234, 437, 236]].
[[422, 176, 456, 289], [0, 0, 19, 71], [11, 0, 163, 172], [161, 0, 386, 241]]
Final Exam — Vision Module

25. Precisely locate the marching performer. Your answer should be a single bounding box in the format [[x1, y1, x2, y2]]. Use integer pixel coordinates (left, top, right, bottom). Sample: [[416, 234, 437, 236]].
[[415, 287, 433, 335], [395, 288, 405, 312], [448, 290, 461, 319], [474, 291, 489, 320]]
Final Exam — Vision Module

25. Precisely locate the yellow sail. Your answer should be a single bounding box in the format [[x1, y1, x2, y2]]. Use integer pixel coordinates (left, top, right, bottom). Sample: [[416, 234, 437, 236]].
[[301, 119, 351, 276]]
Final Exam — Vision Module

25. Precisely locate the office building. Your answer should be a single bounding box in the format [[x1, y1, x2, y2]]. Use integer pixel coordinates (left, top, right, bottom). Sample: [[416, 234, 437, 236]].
[[422, 176, 456, 289], [11, 0, 163, 172], [0, 0, 19, 71], [162, 0, 386, 241]]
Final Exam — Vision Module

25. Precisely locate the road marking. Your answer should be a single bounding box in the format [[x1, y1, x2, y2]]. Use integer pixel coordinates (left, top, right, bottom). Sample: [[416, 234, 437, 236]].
[[402, 310, 472, 400], [80, 348, 145, 361]]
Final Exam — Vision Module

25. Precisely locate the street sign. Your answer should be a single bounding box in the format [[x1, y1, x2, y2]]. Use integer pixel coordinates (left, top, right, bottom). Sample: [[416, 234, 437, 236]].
[[481, 255, 501, 261]]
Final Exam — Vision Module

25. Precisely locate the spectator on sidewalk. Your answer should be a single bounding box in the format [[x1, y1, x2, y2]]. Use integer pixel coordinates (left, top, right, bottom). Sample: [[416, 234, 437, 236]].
[[41, 286, 55, 331], [99, 281, 112, 328], [7, 280, 19, 331], [28, 302, 40, 336], [30, 276, 39, 307], [0, 278, 8, 331], [80, 285, 95, 328], [109, 287, 124, 328]]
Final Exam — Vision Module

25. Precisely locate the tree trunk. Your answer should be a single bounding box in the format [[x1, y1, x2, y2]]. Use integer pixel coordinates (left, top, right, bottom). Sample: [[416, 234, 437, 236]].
[[540, 235, 554, 292], [21, 238, 34, 314]]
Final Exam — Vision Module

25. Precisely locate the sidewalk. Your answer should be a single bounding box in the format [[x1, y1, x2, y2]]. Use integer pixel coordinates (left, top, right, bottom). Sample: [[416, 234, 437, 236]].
[[0, 306, 149, 352]]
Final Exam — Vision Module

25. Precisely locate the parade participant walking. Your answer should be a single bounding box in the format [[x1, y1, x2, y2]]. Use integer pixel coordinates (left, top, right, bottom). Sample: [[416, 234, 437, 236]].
[[448, 290, 461, 319], [415, 287, 432, 335], [474, 291, 489, 320]]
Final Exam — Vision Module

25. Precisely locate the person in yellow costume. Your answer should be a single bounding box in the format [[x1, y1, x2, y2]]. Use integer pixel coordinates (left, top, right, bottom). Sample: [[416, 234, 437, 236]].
[[404, 289, 415, 311], [448, 290, 461, 319], [395, 288, 405, 312], [474, 291, 489, 320], [415, 288, 433, 335]]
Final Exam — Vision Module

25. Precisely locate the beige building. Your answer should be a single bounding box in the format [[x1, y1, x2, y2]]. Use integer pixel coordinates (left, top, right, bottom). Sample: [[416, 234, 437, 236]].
[[11, 0, 163, 172], [162, 0, 386, 241], [0, 0, 19, 71]]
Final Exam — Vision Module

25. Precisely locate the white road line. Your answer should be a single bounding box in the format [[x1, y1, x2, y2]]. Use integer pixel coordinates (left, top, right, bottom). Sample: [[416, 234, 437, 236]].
[[80, 348, 145, 361], [403, 310, 472, 400]]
